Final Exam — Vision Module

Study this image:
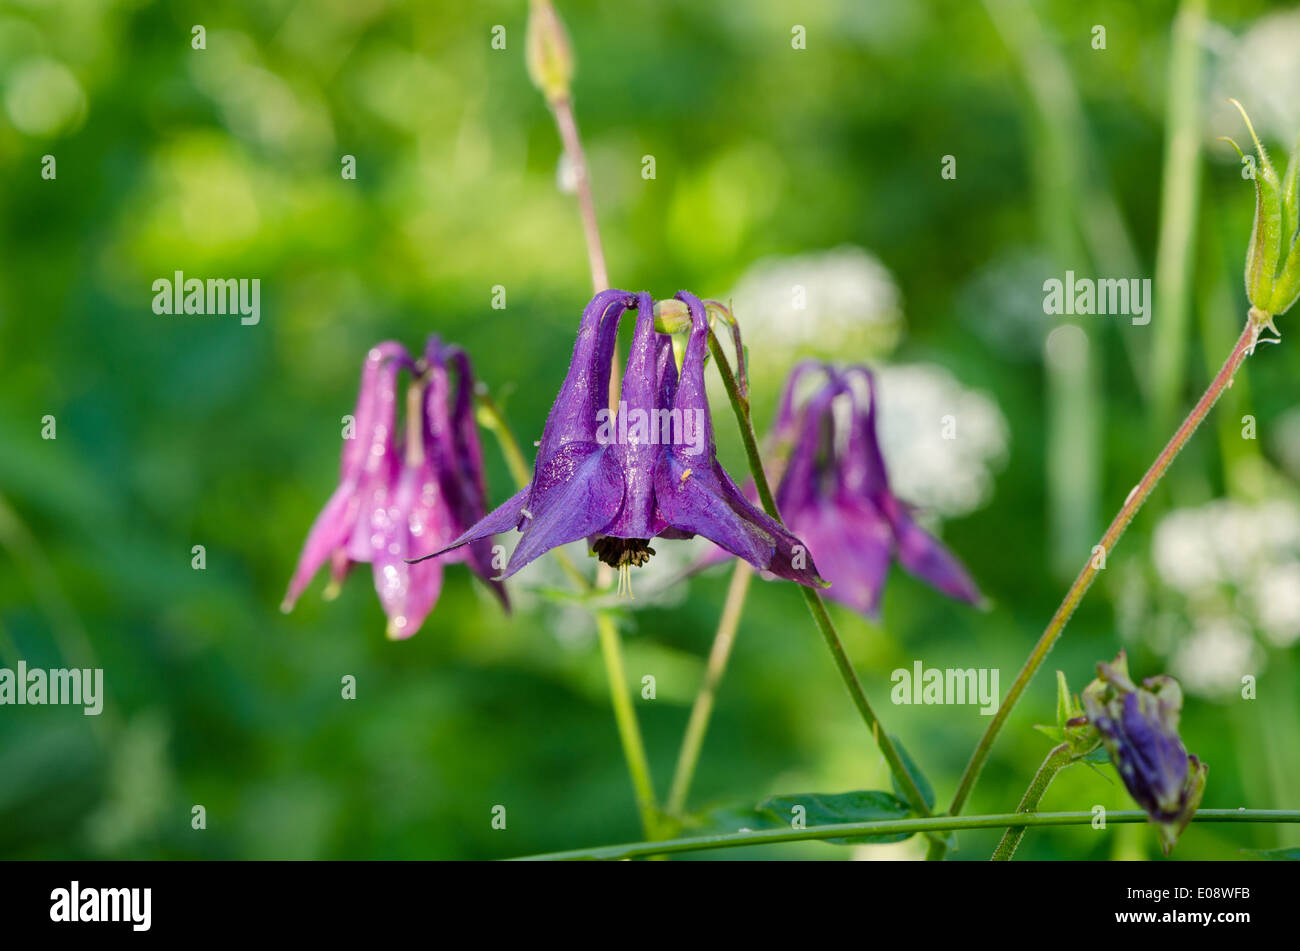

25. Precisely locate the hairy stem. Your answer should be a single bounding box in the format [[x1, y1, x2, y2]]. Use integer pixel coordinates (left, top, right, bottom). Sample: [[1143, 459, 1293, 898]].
[[706, 329, 933, 823], [511, 809, 1300, 861], [991, 742, 1074, 861], [667, 560, 753, 815], [551, 97, 609, 294], [932, 314, 1264, 860]]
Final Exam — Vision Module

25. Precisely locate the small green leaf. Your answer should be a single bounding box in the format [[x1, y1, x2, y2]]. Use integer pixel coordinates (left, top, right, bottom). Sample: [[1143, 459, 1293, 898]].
[[1081, 746, 1110, 765], [889, 734, 936, 812], [1034, 724, 1067, 744], [690, 790, 917, 845], [755, 790, 914, 844], [1055, 670, 1072, 727], [1241, 846, 1300, 860]]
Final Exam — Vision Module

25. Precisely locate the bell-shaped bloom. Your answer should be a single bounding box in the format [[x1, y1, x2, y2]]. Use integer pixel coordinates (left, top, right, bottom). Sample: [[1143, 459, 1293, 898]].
[[1081, 652, 1208, 855], [718, 362, 981, 618], [283, 338, 506, 638], [417, 290, 825, 590]]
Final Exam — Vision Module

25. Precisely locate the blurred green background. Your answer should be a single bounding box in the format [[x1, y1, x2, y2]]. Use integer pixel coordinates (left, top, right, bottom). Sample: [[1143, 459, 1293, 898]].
[[2, 0, 1299, 860]]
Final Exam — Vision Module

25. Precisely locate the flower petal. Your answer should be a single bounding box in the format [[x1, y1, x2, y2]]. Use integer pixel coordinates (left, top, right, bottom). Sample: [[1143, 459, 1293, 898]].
[[345, 355, 403, 562], [416, 485, 531, 563], [655, 291, 824, 587], [881, 494, 982, 605], [372, 463, 443, 640], [771, 359, 832, 448], [282, 481, 363, 610], [506, 443, 624, 576], [774, 379, 841, 518], [605, 292, 668, 539], [444, 349, 509, 607], [283, 343, 410, 609], [533, 288, 635, 462], [794, 493, 893, 618]]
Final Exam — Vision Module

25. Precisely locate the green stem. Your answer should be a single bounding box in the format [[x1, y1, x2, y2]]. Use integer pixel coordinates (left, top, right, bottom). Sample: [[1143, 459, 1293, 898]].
[[477, 391, 659, 839], [991, 742, 1074, 861], [667, 560, 753, 815], [933, 314, 1263, 860], [705, 329, 933, 822], [596, 612, 660, 838], [510, 809, 1300, 861]]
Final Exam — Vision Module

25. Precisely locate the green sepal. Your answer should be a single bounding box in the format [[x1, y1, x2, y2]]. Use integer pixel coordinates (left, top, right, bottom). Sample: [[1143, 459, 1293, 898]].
[[1229, 100, 1284, 311]]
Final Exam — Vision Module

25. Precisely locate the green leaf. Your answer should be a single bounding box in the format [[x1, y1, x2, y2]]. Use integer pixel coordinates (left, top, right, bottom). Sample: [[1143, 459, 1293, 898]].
[[1035, 724, 1067, 744], [1241, 846, 1300, 861], [889, 734, 936, 811], [1055, 670, 1073, 727], [756, 790, 914, 844], [691, 790, 915, 845]]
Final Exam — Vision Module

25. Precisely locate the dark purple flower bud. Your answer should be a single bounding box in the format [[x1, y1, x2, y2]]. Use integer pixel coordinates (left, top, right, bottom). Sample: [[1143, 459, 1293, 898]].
[[417, 290, 825, 593], [1082, 651, 1208, 855]]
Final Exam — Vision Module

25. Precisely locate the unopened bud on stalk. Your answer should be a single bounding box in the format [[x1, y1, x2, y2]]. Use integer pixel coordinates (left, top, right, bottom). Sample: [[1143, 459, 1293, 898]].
[[1221, 100, 1300, 319], [526, 0, 574, 105], [653, 298, 692, 334], [1081, 651, 1207, 856]]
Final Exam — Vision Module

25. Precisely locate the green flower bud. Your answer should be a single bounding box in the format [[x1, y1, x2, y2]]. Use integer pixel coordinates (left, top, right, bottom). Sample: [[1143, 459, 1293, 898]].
[[525, 0, 574, 106], [1269, 133, 1300, 316], [653, 298, 692, 335], [1223, 100, 1284, 314]]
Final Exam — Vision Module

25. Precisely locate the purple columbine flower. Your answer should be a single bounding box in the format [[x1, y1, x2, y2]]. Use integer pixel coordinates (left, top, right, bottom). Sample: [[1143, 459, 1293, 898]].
[[738, 361, 981, 617], [1082, 652, 1208, 855], [416, 289, 825, 594], [283, 338, 506, 638]]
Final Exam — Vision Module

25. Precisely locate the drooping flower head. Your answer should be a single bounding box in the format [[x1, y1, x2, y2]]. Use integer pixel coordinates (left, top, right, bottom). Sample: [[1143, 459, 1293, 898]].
[[417, 290, 825, 593], [283, 337, 506, 638], [1081, 651, 1208, 855], [737, 361, 981, 617]]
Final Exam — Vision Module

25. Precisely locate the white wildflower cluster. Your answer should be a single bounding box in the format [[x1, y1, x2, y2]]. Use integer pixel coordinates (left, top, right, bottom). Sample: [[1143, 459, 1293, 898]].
[[1212, 9, 1300, 146], [725, 247, 1007, 523], [728, 245, 903, 360], [1144, 499, 1300, 696], [874, 364, 1009, 520]]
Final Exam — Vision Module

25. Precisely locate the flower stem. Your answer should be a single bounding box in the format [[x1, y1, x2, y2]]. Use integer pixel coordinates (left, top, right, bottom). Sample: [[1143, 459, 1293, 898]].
[[551, 97, 609, 294], [667, 560, 753, 815], [990, 742, 1074, 861], [476, 389, 660, 839], [932, 313, 1265, 860], [510, 809, 1300, 861], [544, 88, 620, 587], [595, 612, 660, 838], [705, 329, 934, 822], [475, 391, 533, 488]]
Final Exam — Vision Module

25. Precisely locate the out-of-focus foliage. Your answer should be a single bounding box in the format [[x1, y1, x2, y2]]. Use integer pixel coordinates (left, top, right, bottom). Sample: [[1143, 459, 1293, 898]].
[[0, 0, 1297, 860]]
